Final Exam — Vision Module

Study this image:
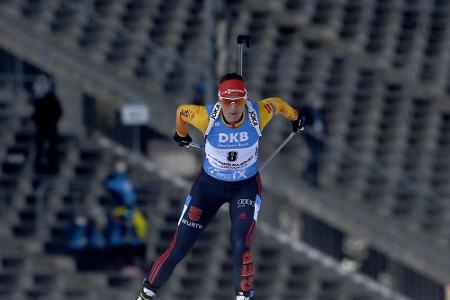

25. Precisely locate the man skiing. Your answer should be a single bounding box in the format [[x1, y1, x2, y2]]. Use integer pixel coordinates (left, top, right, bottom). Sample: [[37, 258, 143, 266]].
[[137, 73, 304, 300]]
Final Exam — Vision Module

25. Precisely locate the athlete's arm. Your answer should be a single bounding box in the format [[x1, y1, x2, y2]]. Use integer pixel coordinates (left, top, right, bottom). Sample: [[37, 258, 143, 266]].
[[257, 97, 299, 130], [175, 104, 210, 136]]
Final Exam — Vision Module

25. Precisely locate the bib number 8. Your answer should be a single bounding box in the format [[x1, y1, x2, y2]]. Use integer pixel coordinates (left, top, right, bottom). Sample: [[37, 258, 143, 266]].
[[227, 151, 238, 162]]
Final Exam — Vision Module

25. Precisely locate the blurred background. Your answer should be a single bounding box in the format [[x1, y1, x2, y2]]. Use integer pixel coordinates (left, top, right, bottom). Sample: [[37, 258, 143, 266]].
[[0, 0, 449, 299]]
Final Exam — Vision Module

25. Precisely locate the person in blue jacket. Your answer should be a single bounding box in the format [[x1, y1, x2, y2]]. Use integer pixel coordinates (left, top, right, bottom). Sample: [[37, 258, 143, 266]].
[[103, 156, 136, 208]]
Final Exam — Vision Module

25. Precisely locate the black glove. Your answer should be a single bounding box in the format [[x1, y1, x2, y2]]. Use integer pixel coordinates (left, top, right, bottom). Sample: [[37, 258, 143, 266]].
[[137, 278, 155, 300], [291, 115, 306, 132], [173, 132, 192, 147]]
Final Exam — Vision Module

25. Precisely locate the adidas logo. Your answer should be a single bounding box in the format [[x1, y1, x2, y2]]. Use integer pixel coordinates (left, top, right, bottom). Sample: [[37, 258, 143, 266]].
[[238, 212, 247, 220]]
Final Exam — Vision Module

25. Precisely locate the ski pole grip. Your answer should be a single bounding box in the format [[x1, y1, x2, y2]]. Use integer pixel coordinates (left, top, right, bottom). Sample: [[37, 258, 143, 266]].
[[237, 35, 250, 48]]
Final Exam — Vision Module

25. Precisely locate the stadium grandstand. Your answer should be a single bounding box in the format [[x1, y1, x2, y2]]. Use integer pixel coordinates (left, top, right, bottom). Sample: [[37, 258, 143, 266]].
[[0, 0, 449, 299]]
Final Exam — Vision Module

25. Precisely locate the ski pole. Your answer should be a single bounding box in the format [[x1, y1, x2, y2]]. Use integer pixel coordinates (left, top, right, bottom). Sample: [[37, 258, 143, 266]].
[[259, 132, 297, 171], [237, 34, 250, 76], [187, 142, 204, 149], [259, 116, 305, 171]]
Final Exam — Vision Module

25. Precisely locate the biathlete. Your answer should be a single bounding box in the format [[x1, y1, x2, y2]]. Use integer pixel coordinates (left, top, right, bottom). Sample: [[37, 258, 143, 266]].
[[137, 73, 304, 300]]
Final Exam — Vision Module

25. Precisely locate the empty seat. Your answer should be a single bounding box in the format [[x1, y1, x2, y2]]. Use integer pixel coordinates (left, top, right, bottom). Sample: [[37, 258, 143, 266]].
[[63, 288, 96, 300], [14, 129, 35, 145], [78, 17, 104, 49], [120, 0, 147, 30], [21, 0, 44, 19], [1, 256, 27, 271], [50, 3, 76, 33], [79, 148, 103, 162], [107, 273, 136, 288], [105, 31, 132, 63]]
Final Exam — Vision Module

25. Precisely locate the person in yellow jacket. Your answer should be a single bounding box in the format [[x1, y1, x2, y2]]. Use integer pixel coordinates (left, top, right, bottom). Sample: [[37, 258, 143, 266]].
[[111, 206, 147, 242], [138, 73, 304, 300]]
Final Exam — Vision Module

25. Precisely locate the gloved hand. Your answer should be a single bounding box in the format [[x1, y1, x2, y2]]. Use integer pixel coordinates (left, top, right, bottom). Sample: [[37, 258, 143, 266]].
[[291, 115, 306, 132], [137, 279, 155, 300], [173, 132, 192, 147]]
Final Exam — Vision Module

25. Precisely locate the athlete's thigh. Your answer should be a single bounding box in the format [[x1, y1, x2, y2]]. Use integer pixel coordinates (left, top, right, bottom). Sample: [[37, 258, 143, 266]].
[[176, 177, 223, 240], [229, 181, 261, 239]]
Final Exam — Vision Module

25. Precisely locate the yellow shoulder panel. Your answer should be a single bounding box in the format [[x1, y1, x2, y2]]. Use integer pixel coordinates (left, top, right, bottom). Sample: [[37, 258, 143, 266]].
[[176, 104, 210, 136], [257, 97, 298, 130]]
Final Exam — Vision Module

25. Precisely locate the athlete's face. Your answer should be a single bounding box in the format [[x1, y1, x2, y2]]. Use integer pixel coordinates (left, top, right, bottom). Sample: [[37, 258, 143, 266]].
[[220, 97, 246, 123]]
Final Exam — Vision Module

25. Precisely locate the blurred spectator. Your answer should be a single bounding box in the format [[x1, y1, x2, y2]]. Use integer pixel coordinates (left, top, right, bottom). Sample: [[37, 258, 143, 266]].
[[86, 207, 107, 249], [30, 75, 63, 173], [65, 215, 89, 252], [103, 157, 136, 208], [103, 157, 147, 274], [301, 103, 325, 187], [65, 208, 108, 271], [105, 206, 147, 274]]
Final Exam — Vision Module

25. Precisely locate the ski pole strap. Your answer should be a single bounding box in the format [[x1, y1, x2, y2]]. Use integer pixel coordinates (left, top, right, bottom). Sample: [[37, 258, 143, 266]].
[[205, 102, 222, 137], [246, 101, 262, 137]]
